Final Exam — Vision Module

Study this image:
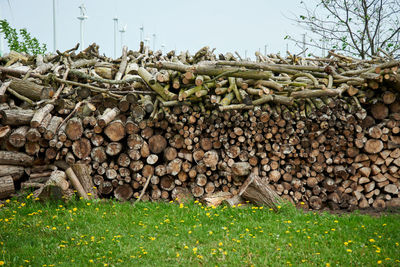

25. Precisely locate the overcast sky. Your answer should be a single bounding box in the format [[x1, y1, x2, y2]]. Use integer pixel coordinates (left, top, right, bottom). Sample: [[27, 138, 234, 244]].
[[0, 0, 309, 58]]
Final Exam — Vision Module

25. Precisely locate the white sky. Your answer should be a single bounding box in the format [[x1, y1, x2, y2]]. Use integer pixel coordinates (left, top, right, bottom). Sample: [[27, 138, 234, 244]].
[[0, 0, 311, 58]]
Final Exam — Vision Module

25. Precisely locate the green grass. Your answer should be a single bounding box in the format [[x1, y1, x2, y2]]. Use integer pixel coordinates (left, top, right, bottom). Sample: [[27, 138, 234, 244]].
[[0, 196, 399, 267]]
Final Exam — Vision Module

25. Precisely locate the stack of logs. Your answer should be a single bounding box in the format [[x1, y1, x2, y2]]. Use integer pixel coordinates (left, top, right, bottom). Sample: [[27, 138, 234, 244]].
[[0, 43, 399, 210]]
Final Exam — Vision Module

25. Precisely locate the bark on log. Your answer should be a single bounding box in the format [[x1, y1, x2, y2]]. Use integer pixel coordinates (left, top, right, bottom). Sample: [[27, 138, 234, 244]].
[[239, 171, 281, 211], [0, 151, 33, 166], [0, 175, 15, 199]]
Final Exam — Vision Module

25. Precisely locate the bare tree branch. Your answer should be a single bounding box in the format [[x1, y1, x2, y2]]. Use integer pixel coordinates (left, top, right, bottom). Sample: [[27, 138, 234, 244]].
[[290, 0, 400, 59]]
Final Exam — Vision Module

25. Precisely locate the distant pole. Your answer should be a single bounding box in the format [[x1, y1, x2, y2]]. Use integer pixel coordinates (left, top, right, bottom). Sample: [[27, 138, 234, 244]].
[[152, 33, 156, 51], [139, 25, 144, 42], [245, 50, 247, 59], [302, 33, 306, 56], [77, 4, 88, 50], [120, 25, 127, 50], [53, 0, 57, 52], [264, 45, 267, 56], [113, 17, 118, 58], [145, 37, 150, 48], [0, 8, 3, 56], [161, 44, 165, 53], [286, 43, 289, 53]]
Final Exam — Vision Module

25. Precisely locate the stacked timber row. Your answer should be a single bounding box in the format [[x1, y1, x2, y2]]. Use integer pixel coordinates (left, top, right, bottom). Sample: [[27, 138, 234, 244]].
[[0, 43, 399, 210]]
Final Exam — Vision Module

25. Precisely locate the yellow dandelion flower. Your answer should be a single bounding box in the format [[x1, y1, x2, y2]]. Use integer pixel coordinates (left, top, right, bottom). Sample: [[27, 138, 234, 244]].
[[377, 260, 382, 264], [347, 249, 352, 253], [176, 253, 180, 257], [193, 247, 197, 253], [0, 261, 5, 266], [87, 203, 91, 206], [326, 263, 330, 267], [218, 242, 223, 246], [369, 239, 375, 243]]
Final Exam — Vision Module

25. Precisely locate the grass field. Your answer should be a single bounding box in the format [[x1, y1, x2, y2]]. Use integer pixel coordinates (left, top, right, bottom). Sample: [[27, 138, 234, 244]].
[[0, 195, 399, 267]]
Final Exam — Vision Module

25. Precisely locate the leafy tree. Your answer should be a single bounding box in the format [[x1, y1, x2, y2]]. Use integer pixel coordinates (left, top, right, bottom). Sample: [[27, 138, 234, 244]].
[[288, 0, 400, 59], [0, 19, 46, 55]]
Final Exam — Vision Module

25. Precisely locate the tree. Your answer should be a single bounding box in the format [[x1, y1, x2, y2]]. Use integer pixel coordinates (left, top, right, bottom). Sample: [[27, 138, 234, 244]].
[[288, 0, 400, 59], [0, 19, 47, 55]]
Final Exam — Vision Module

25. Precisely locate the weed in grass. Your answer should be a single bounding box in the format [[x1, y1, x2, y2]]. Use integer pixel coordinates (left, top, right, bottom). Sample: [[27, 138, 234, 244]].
[[0, 196, 399, 266]]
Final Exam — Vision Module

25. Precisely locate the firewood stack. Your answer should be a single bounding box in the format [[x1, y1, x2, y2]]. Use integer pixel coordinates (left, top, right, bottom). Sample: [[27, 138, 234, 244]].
[[0, 43, 399, 210]]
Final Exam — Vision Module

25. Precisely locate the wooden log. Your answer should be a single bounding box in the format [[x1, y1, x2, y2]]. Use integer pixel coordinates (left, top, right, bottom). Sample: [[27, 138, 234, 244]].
[[72, 138, 91, 159], [36, 170, 70, 201], [38, 113, 52, 134], [0, 109, 35, 126], [0, 165, 24, 181], [202, 191, 233, 207], [309, 196, 323, 210], [26, 128, 41, 142], [203, 150, 218, 168], [8, 126, 29, 148], [370, 102, 388, 120], [9, 79, 47, 101], [98, 107, 120, 128], [0, 151, 33, 166], [44, 116, 63, 140], [0, 126, 10, 139], [0, 175, 15, 199], [238, 171, 281, 210], [114, 184, 133, 201], [55, 161, 88, 200], [232, 162, 252, 176], [106, 142, 122, 156], [31, 104, 54, 128], [71, 164, 97, 199], [65, 117, 83, 141], [364, 139, 383, 154], [149, 135, 167, 154], [104, 120, 126, 142]]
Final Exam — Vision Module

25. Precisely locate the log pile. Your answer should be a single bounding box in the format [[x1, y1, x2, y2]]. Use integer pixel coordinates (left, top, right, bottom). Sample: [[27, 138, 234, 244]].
[[0, 43, 399, 210]]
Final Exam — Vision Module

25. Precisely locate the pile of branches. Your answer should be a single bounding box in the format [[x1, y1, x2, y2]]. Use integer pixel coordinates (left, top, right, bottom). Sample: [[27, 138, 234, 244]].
[[0, 43, 399, 210]]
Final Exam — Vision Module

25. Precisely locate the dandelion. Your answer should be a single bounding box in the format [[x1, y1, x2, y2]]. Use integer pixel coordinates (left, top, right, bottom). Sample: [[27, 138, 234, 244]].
[[89, 259, 94, 263], [87, 203, 91, 206], [347, 249, 352, 253], [377, 260, 382, 264], [193, 247, 197, 254], [218, 242, 223, 246], [176, 253, 180, 257], [208, 231, 213, 235], [326, 264, 331, 267], [369, 239, 375, 242], [0, 261, 4, 266]]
